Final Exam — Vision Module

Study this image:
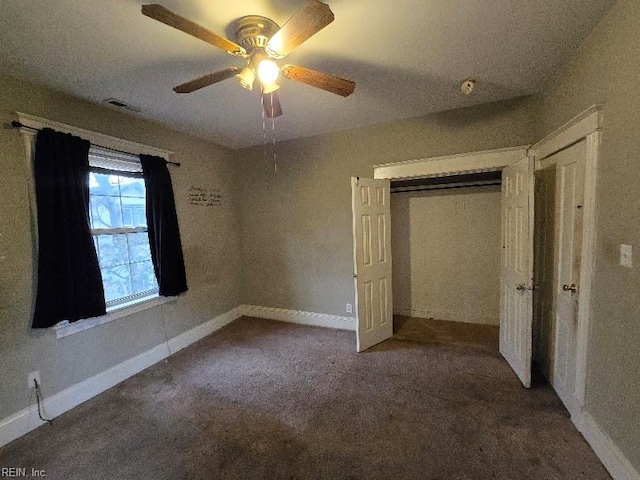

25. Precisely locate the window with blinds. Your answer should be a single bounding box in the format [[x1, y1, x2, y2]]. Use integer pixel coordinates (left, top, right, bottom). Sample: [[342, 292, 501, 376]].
[[88, 148, 158, 308]]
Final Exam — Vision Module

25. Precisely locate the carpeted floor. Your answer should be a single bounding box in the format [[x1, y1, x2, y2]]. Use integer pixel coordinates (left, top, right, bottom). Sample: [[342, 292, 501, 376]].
[[0, 316, 610, 479], [394, 315, 499, 352]]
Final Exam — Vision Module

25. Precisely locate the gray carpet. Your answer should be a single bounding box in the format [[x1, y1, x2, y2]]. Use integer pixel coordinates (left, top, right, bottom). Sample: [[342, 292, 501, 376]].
[[394, 315, 499, 353], [0, 316, 610, 479]]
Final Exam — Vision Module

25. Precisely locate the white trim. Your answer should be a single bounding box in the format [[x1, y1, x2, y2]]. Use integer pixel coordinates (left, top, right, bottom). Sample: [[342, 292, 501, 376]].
[[531, 105, 604, 163], [92, 227, 148, 235], [393, 308, 499, 326], [241, 304, 356, 331], [576, 411, 640, 480], [574, 130, 600, 404], [0, 306, 243, 448], [529, 105, 603, 407], [373, 146, 529, 180], [53, 295, 173, 339], [15, 112, 173, 159], [167, 306, 242, 354]]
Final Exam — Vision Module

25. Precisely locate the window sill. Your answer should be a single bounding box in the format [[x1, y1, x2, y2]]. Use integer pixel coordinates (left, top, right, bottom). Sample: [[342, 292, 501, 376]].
[[53, 295, 175, 339]]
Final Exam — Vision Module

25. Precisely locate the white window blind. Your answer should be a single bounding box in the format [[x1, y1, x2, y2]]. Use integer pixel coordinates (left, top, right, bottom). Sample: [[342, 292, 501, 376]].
[[89, 147, 142, 173]]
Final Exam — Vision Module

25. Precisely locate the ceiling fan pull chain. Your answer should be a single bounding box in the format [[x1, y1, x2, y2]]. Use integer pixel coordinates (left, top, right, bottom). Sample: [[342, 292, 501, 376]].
[[271, 107, 277, 173], [261, 100, 268, 170]]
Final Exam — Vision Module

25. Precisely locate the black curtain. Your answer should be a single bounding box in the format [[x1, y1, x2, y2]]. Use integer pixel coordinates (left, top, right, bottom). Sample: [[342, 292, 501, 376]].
[[140, 154, 187, 296], [32, 128, 106, 328]]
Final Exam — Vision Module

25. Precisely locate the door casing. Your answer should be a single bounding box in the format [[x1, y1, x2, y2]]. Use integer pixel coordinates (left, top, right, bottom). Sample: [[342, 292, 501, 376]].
[[531, 106, 602, 409], [372, 105, 602, 404]]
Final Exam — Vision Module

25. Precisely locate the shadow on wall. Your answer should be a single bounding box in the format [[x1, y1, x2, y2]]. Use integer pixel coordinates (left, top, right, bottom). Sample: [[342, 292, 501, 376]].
[[390, 192, 412, 316]]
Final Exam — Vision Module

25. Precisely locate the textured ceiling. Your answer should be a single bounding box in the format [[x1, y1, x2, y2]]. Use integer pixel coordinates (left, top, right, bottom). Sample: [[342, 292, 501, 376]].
[[0, 0, 615, 148]]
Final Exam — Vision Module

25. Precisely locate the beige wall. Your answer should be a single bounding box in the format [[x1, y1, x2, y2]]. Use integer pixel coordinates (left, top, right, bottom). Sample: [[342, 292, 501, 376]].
[[392, 186, 502, 325], [3, 0, 638, 469], [234, 0, 640, 467], [0, 74, 242, 419], [535, 0, 640, 468], [235, 96, 537, 317]]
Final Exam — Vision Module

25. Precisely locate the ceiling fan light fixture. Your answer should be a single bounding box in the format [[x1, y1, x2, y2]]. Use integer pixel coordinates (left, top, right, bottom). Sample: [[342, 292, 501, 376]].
[[265, 35, 284, 59], [257, 59, 280, 85], [142, 2, 354, 118], [236, 66, 256, 91]]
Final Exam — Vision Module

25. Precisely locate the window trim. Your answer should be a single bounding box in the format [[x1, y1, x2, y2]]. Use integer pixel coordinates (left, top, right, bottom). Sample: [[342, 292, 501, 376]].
[[16, 112, 173, 159], [89, 163, 159, 308], [17, 112, 174, 338], [53, 295, 174, 339]]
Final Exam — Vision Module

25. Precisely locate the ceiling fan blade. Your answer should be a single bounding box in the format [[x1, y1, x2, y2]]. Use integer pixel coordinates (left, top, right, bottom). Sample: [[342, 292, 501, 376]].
[[262, 92, 283, 118], [142, 4, 246, 56], [282, 64, 355, 97], [173, 67, 239, 93], [265, 0, 334, 58]]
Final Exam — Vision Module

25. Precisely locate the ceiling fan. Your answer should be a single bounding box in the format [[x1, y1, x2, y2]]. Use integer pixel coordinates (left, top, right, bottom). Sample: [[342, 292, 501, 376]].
[[141, 1, 356, 118]]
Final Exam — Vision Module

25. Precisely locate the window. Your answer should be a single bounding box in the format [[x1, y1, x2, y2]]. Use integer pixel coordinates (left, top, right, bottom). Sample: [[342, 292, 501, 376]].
[[88, 149, 158, 309]]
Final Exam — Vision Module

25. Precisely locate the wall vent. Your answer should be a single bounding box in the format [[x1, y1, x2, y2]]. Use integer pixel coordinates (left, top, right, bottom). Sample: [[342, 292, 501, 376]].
[[102, 98, 140, 112]]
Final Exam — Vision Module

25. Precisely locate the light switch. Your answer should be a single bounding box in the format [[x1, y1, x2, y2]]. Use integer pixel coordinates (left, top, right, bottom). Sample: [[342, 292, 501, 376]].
[[620, 244, 633, 268]]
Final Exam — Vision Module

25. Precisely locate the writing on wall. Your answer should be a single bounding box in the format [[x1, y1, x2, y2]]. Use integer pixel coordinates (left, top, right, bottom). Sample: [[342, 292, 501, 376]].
[[188, 186, 222, 207]]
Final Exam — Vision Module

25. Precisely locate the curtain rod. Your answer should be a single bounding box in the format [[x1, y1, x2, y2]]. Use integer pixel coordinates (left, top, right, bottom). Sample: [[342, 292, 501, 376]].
[[11, 121, 181, 167]]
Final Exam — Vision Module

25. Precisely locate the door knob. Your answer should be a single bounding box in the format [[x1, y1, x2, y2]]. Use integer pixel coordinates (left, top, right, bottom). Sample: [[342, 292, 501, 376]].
[[515, 283, 533, 291], [562, 283, 577, 293]]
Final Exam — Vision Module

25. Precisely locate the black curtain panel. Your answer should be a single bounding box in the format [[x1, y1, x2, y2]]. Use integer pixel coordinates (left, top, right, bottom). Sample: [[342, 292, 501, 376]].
[[32, 128, 106, 328], [140, 154, 188, 296]]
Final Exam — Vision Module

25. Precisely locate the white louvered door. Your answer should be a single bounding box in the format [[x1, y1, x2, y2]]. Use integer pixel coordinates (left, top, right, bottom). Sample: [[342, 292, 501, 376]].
[[351, 177, 393, 352]]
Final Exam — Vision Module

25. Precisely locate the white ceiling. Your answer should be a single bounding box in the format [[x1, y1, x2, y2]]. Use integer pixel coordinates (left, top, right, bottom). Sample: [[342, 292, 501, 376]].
[[0, 0, 615, 149]]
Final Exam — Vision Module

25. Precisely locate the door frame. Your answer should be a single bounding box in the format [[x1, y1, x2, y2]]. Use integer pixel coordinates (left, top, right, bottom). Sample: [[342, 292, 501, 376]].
[[530, 105, 603, 407], [372, 104, 601, 404], [373, 145, 531, 383], [374, 146, 529, 180]]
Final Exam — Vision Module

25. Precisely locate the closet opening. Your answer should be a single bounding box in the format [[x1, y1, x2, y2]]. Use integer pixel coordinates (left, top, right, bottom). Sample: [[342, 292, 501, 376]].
[[390, 171, 503, 352]]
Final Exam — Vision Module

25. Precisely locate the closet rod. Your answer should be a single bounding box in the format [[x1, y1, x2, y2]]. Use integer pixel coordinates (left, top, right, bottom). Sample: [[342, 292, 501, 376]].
[[11, 121, 181, 167], [391, 180, 501, 194]]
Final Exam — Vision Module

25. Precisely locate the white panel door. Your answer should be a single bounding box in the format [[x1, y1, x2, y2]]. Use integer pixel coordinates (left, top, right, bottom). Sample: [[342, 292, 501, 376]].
[[500, 156, 534, 387], [551, 140, 586, 414], [351, 177, 393, 352]]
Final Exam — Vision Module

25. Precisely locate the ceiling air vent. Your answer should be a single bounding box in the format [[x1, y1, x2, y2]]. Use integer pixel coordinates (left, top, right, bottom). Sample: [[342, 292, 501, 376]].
[[102, 98, 140, 112]]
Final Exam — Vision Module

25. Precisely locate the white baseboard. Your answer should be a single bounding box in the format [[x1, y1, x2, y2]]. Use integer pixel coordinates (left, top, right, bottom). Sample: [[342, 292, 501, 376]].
[[576, 411, 640, 480], [167, 306, 242, 354], [0, 306, 243, 449], [242, 304, 356, 331], [393, 308, 499, 326]]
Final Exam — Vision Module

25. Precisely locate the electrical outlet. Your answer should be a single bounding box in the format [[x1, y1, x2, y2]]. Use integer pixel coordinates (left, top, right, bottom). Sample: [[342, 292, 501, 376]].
[[346, 303, 353, 314], [28, 371, 41, 390], [620, 244, 633, 268]]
